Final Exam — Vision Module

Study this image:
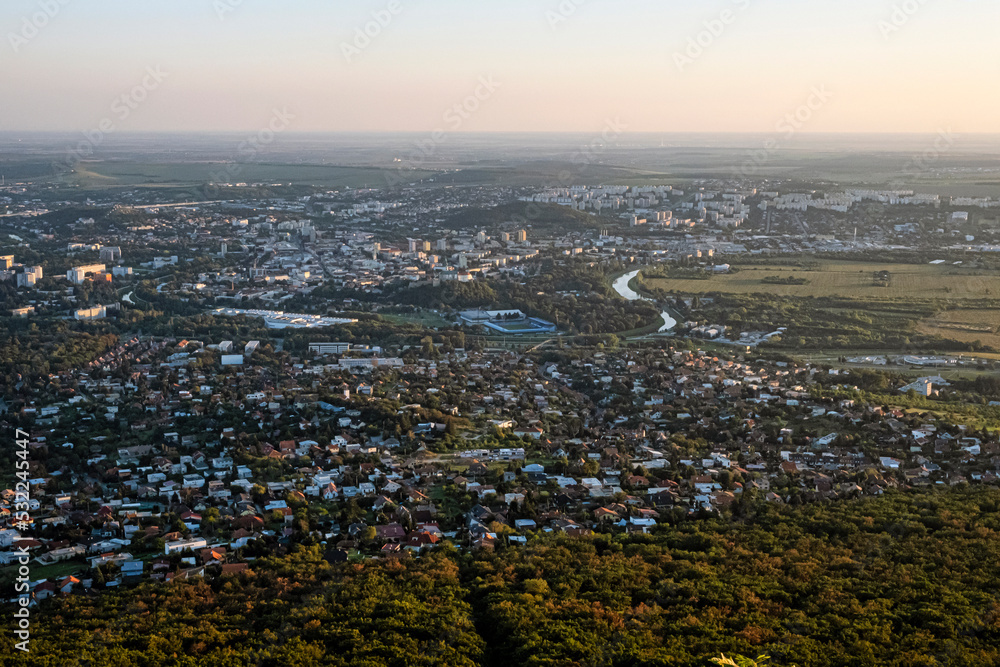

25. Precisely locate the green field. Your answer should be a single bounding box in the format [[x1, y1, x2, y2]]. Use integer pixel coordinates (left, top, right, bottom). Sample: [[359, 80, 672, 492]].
[[644, 260, 1000, 300], [918, 308, 1000, 349], [2, 560, 89, 582], [380, 310, 454, 329]]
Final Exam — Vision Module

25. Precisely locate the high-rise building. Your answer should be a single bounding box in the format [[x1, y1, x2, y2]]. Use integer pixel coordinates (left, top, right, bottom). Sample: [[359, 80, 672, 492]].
[[74, 305, 107, 321], [516, 229, 528, 243], [99, 246, 122, 263], [67, 264, 106, 284]]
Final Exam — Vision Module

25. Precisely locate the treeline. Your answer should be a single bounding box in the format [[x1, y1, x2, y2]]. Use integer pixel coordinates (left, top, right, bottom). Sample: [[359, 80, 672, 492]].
[[283, 318, 466, 350], [0, 326, 118, 386], [4, 488, 999, 666]]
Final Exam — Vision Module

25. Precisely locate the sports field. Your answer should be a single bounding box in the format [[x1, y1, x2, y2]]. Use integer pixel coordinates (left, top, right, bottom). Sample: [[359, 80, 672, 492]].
[[643, 260, 1000, 300], [380, 310, 454, 329]]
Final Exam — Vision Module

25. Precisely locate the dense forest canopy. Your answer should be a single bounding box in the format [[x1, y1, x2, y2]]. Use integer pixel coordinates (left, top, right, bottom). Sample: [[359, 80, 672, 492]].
[[4, 487, 998, 666]]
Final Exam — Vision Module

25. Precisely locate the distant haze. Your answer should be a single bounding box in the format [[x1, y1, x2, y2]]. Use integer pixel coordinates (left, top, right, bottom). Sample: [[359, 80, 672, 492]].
[[2, 0, 998, 134]]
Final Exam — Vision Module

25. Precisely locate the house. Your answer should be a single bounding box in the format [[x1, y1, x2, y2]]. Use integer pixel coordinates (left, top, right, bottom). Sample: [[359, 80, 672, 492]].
[[594, 507, 620, 522], [33, 581, 57, 602], [121, 560, 145, 583], [58, 576, 80, 595], [404, 531, 440, 551], [164, 538, 208, 555], [374, 523, 406, 542], [513, 425, 544, 440]]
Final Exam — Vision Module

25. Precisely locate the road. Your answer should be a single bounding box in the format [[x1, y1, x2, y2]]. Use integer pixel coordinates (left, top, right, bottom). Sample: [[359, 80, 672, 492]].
[[134, 200, 230, 209]]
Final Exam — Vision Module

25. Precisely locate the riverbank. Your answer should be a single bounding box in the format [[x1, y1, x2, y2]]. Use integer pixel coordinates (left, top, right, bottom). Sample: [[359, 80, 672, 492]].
[[612, 269, 677, 333]]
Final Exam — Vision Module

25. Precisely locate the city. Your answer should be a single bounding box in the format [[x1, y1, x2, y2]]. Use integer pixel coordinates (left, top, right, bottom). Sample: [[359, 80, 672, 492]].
[[2, 2, 1000, 666]]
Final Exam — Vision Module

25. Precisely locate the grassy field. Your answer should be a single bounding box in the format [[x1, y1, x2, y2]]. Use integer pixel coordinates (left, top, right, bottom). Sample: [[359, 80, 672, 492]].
[[7, 560, 89, 581], [380, 310, 454, 329], [917, 308, 1000, 349], [644, 260, 1000, 300]]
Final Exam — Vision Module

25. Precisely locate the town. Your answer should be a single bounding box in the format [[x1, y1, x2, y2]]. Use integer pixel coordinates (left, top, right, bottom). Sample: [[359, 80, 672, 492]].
[[0, 171, 1000, 603]]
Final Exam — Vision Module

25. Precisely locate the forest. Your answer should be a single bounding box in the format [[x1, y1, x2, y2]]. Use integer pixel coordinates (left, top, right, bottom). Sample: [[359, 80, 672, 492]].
[[440, 202, 604, 234], [3, 487, 998, 666]]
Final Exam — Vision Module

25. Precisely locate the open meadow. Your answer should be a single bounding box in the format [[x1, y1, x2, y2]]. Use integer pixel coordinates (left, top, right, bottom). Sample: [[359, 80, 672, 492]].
[[644, 260, 1000, 300], [917, 308, 1000, 349]]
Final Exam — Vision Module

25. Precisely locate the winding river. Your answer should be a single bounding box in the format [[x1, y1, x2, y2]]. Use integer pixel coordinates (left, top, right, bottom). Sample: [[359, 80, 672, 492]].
[[613, 270, 677, 333]]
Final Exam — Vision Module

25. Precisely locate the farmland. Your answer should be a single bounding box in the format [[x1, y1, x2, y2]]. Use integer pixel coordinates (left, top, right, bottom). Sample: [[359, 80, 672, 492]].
[[633, 258, 1000, 353], [917, 308, 1000, 350], [54, 161, 437, 189], [642, 259, 1000, 300]]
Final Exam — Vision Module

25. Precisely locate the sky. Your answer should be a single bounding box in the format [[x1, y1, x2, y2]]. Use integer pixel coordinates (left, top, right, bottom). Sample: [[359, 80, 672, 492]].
[[2, 0, 998, 134]]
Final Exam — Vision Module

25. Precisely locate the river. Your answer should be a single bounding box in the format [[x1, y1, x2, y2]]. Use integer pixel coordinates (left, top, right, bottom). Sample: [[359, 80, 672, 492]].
[[612, 270, 676, 333]]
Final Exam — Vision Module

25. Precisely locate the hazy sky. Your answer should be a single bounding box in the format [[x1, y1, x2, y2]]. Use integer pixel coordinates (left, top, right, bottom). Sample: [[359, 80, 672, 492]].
[[2, 0, 998, 134]]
